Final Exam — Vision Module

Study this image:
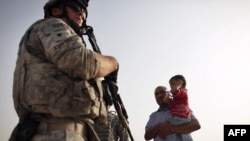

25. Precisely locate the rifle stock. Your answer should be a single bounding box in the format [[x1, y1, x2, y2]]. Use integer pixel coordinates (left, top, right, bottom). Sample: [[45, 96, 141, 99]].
[[82, 25, 134, 141]]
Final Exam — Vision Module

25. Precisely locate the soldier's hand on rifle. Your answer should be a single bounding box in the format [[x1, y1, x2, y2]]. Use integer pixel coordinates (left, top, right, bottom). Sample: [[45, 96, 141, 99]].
[[105, 64, 119, 83], [94, 53, 118, 77]]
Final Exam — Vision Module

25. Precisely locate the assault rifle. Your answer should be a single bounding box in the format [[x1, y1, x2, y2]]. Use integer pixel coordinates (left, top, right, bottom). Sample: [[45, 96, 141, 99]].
[[82, 25, 134, 141]]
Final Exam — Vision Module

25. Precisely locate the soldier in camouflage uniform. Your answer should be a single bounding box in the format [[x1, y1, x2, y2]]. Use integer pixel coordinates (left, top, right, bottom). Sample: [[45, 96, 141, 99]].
[[94, 105, 130, 141], [11, 0, 119, 141]]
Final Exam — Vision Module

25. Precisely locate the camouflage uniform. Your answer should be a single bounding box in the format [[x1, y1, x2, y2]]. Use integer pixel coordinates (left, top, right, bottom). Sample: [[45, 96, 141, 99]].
[[12, 16, 107, 140], [94, 111, 130, 141]]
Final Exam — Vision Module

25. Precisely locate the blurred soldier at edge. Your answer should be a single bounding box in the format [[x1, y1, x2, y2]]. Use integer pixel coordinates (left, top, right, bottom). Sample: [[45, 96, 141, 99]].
[[10, 0, 118, 141], [94, 104, 130, 141]]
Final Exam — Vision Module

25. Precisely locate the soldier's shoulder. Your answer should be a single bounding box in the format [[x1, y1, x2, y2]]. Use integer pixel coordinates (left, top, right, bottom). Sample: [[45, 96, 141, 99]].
[[41, 18, 69, 34], [30, 18, 69, 35]]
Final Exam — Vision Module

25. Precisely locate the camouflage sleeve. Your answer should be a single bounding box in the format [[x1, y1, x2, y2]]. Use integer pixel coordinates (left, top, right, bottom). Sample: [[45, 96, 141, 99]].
[[37, 18, 99, 80]]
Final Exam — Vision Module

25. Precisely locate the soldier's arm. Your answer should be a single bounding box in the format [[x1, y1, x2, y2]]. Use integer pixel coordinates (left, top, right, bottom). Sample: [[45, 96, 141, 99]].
[[40, 18, 118, 80], [94, 53, 118, 77]]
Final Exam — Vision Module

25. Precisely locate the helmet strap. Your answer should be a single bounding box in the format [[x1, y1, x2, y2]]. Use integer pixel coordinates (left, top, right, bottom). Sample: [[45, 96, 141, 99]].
[[61, 4, 86, 44]]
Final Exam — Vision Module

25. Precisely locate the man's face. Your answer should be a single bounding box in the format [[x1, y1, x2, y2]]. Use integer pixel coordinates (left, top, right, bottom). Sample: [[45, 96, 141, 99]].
[[66, 6, 86, 26], [154, 87, 167, 106]]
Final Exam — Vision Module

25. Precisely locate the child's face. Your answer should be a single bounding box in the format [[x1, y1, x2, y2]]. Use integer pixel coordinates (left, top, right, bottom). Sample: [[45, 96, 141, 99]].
[[170, 79, 183, 90]]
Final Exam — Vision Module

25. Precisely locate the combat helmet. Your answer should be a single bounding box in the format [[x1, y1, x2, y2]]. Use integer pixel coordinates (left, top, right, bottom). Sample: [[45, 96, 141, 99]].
[[43, 0, 90, 39], [43, 0, 89, 18]]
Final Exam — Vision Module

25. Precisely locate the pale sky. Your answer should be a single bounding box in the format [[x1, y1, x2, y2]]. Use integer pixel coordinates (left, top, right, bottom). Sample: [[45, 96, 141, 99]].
[[1, 0, 250, 141]]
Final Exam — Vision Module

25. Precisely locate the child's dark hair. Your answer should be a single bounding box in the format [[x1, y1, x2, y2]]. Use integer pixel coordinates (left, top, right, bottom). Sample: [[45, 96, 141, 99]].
[[169, 74, 186, 88]]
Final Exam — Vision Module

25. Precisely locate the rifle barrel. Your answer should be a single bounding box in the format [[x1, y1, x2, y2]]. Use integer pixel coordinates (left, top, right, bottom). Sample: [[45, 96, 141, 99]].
[[84, 25, 134, 141]]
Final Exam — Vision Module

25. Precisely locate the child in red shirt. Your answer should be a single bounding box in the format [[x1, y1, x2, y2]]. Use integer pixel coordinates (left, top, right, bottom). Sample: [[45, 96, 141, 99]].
[[163, 74, 192, 141]]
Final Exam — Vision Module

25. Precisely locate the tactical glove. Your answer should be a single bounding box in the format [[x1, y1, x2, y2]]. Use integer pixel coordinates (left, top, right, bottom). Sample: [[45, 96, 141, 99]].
[[105, 64, 119, 83]]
